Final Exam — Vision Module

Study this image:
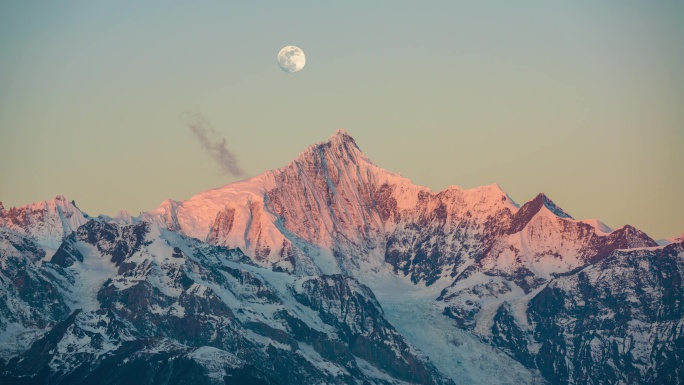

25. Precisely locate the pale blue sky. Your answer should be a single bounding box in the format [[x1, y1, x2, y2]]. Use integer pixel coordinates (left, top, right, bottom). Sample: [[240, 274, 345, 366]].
[[1, 1, 683, 239]]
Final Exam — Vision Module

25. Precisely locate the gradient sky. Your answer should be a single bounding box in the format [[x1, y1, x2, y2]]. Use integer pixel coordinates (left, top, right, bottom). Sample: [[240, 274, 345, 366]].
[[1, 1, 683, 239]]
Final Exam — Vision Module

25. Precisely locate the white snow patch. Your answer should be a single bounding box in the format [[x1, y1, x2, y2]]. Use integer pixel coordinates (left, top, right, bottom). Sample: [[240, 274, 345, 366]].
[[363, 272, 544, 385], [189, 346, 243, 384]]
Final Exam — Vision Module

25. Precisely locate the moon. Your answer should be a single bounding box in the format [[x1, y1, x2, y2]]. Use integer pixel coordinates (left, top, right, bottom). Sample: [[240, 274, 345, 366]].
[[277, 46, 306, 73]]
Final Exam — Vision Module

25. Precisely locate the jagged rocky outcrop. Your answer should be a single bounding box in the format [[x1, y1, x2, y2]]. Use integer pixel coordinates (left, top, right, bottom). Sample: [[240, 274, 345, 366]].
[[292, 275, 440, 384], [485, 240, 684, 384], [1, 129, 681, 384], [0, 196, 88, 250], [0, 229, 71, 358]]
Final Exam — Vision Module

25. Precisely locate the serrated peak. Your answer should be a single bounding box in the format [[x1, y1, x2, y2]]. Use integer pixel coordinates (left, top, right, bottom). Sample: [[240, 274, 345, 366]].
[[292, 129, 368, 169], [609, 224, 658, 248], [537, 193, 573, 219], [332, 127, 350, 137], [327, 128, 359, 150], [0, 195, 89, 249], [506, 193, 573, 234]]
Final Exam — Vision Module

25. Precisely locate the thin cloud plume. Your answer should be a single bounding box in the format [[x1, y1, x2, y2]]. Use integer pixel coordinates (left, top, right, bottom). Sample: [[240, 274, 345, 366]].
[[186, 112, 245, 177]]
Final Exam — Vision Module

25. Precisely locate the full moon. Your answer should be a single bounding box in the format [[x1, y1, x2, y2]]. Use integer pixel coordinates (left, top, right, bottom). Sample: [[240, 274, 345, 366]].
[[277, 46, 306, 73]]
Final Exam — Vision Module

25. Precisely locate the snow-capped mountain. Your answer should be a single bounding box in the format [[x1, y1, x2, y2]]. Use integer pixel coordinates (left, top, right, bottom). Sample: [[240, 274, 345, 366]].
[[142, 130, 655, 284], [657, 232, 684, 246], [0, 196, 88, 251], [1, 129, 681, 384]]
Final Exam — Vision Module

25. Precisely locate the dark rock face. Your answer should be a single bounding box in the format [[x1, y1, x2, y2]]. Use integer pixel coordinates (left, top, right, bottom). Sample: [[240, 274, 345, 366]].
[[293, 275, 449, 385], [589, 225, 658, 262], [206, 208, 235, 245], [50, 233, 84, 267], [77, 220, 150, 267], [384, 187, 516, 286], [485, 242, 684, 385], [0, 230, 70, 337], [491, 303, 535, 368]]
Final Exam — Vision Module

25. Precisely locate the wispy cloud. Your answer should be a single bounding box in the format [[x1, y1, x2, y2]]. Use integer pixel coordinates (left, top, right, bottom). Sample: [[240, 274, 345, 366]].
[[186, 111, 244, 177]]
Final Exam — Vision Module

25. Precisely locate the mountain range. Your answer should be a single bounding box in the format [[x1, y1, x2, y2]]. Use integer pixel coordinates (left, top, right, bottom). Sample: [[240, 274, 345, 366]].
[[1, 129, 682, 384]]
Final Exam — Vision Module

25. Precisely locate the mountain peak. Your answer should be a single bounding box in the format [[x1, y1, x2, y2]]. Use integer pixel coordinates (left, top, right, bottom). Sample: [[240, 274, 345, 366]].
[[507, 193, 572, 234], [0, 195, 88, 249], [332, 127, 350, 137], [608, 224, 658, 249], [535, 193, 572, 219], [327, 128, 359, 150], [292, 129, 367, 169]]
